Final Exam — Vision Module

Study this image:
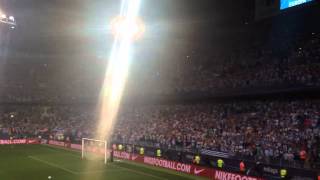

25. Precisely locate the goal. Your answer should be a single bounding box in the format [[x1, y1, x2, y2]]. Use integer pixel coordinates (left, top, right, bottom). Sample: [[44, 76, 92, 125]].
[[81, 138, 107, 164]]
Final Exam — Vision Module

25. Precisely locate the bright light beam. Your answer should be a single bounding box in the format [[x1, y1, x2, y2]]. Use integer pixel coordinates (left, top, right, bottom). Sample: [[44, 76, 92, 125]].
[[96, 0, 142, 143]]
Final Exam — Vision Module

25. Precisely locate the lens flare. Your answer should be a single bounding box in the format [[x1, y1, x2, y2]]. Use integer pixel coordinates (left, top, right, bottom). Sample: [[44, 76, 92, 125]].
[[96, 0, 142, 150], [110, 16, 145, 41], [83, 1, 142, 178]]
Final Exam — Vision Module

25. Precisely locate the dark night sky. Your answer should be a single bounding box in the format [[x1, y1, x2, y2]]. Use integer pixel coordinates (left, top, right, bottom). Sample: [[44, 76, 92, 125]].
[[0, 0, 253, 59]]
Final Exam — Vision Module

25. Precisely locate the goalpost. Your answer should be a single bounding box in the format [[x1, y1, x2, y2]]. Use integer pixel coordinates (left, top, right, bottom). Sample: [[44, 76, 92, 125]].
[[81, 138, 107, 164]]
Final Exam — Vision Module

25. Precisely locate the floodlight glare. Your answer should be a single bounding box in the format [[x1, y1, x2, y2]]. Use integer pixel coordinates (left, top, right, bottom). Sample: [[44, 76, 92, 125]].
[[96, 0, 142, 142], [110, 16, 145, 41], [9, 16, 14, 21], [0, 11, 16, 27]]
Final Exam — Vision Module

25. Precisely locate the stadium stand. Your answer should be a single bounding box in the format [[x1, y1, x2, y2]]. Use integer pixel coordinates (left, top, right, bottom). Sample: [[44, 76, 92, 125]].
[[0, 2, 319, 180]]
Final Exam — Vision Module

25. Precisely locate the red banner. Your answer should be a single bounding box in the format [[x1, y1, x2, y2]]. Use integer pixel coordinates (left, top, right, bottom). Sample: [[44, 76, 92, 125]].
[[214, 170, 261, 180], [27, 139, 39, 144], [143, 156, 192, 173], [48, 140, 65, 147], [70, 143, 82, 150], [114, 151, 131, 160], [111, 151, 262, 180], [0, 139, 39, 145], [136, 155, 212, 178]]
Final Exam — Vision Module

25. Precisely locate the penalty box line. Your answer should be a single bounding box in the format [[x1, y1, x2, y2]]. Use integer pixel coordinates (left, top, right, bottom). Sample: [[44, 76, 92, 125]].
[[28, 156, 122, 175], [28, 156, 78, 175]]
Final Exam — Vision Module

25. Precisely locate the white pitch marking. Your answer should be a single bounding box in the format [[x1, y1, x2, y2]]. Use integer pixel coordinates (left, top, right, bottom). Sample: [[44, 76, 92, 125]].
[[28, 155, 123, 175], [76, 169, 124, 174], [28, 156, 77, 175]]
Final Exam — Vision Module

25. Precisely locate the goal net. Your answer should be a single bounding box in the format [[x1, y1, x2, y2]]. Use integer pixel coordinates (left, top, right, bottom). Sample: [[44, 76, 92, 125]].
[[81, 138, 107, 164]]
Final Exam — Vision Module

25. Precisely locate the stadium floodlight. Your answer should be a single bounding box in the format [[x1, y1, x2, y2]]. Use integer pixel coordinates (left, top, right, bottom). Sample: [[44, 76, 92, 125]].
[[9, 16, 14, 21], [0, 13, 17, 27], [110, 16, 145, 41]]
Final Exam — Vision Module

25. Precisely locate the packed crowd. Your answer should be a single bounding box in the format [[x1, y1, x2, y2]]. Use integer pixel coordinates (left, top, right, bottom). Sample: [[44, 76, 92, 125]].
[[0, 59, 104, 103], [153, 32, 320, 94], [113, 100, 320, 168], [0, 105, 98, 140], [0, 99, 319, 168], [0, 30, 319, 102]]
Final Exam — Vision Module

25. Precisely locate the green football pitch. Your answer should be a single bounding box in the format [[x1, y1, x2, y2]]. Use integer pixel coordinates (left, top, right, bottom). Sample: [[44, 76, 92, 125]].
[[0, 144, 206, 180]]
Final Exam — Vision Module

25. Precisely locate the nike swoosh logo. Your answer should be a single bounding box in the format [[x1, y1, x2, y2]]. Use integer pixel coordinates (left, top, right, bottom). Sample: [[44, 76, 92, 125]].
[[131, 155, 138, 160], [194, 168, 205, 175]]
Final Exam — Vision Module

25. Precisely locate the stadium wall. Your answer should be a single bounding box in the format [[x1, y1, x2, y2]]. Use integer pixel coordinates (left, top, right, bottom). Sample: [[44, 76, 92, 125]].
[[45, 140, 264, 180], [111, 142, 318, 180], [44, 140, 318, 180]]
